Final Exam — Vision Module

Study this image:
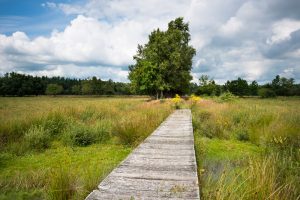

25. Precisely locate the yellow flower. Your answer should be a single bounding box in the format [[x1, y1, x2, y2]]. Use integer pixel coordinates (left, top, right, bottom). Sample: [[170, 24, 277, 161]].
[[190, 94, 201, 103], [172, 94, 182, 104]]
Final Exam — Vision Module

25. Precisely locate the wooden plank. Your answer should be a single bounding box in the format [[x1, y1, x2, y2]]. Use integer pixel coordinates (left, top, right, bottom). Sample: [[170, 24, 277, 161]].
[[86, 109, 200, 200]]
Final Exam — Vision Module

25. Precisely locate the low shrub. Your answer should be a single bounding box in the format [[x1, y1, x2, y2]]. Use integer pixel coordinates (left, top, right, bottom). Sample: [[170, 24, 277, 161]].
[[73, 129, 94, 147], [42, 112, 67, 136], [63, 121, 111, 147], [63, 124, 94, 147], [218, 91, 237, 102], [258, 88, 276, 98], [235, 129, 250, 141], [24, 126, 51, 151]]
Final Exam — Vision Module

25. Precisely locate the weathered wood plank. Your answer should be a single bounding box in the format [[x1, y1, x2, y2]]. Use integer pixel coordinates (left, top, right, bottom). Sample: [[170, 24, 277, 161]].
[[86, 109, 200, 200]]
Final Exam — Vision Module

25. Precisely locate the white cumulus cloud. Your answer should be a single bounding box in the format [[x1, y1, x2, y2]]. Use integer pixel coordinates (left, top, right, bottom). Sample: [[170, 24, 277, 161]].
[[0, 0, 300, 83]]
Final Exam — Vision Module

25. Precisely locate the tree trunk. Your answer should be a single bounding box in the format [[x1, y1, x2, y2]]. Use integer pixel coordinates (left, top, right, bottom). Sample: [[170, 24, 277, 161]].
[[156, 91, 159, 100], [160, 90, 163, 99]]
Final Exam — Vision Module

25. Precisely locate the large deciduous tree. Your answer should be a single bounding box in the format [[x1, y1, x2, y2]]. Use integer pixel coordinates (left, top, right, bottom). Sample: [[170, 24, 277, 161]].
[[128, 17, 196, 98]]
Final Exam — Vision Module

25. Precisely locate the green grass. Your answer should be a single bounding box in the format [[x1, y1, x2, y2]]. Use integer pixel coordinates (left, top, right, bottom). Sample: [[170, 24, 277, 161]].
[[196, 137, 261, 161], [1, 144, 131, 199], [0, 96, 173, 199], [192, 97, 300, 200]]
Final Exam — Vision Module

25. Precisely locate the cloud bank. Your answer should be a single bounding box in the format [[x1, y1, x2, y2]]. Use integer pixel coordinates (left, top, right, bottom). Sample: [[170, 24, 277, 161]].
[[0, 0, 300, 83]]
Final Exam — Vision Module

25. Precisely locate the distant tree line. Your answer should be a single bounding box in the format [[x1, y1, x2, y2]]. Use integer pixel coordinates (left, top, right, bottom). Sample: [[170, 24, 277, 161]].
[[0, 72, 299, 97], [0, 72, 131, 96], [190, 75, 300, 97]]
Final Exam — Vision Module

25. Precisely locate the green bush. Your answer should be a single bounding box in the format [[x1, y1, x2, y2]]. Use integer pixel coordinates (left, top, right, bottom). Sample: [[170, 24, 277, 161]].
[[235, 129, 250, 141], [218, 91, 237, 102], [42, 112, 67, 136], [63, 121, 111, 146], [64, 124, 94, 146], [258, 88, 276, 98], [24, 126, 51, 151]]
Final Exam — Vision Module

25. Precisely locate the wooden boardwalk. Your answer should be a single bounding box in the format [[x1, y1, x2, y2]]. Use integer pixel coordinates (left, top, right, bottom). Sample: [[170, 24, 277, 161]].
[[86, 109, 200, 200]]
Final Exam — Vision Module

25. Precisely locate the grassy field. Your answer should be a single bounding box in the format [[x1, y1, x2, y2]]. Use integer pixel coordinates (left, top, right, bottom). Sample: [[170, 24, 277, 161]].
[[0, 96, 299, 200], [192, 97, 300, 200], [0, 96, 173, 199]]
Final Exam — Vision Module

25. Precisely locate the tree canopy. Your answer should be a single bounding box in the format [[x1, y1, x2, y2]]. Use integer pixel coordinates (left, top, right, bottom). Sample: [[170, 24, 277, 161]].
[[197, 75, 221, 96], [225, 78, 249, 96], [271, 75, 295, 96], [128, 17, 196, 98]]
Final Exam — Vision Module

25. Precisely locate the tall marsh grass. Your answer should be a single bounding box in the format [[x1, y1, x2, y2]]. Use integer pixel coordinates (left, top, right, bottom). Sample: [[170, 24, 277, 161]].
[[113, 102, 172, 146], [192, 97, 300, 200], [202, 154, 298, 200], [0, 97, 173, 199]]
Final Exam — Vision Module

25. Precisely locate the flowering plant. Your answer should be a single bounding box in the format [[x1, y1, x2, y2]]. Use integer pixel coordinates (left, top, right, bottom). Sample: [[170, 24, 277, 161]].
[[190, 94, 200, 109], [172, 94, 182, 109], [190, 94, 201, 102]]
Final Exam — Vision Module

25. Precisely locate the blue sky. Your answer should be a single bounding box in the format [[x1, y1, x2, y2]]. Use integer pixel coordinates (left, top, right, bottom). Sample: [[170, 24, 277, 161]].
[[0, 0, 74, 36], [0, 0, 300, 83]]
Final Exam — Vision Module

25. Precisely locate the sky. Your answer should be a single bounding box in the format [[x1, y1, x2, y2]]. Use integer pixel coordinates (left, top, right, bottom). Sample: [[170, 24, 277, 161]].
[[0, 0, 300, 83]]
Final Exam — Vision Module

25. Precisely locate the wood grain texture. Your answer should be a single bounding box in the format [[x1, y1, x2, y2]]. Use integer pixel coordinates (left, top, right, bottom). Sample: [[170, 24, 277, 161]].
[[86, 109, 200, 200]]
